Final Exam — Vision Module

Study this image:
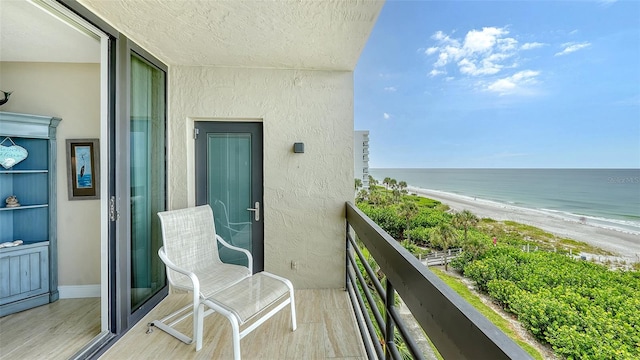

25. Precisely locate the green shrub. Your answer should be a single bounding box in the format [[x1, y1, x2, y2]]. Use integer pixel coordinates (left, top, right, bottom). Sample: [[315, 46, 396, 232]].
[[464, 248, 640, 359], [358, 203, 406, 239], [410, 208, 452, 228], [405, 226, 431, 246]]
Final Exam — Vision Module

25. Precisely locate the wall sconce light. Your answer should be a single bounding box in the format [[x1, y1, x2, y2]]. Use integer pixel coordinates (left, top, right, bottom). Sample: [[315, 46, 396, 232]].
[[293, 142, 304, 153]]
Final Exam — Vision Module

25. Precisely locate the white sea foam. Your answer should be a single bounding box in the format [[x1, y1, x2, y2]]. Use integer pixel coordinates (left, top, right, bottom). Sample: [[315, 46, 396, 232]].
[[539, 208, 640, 235], [407, 186, 640, 261], [372, 168, 640, 262]]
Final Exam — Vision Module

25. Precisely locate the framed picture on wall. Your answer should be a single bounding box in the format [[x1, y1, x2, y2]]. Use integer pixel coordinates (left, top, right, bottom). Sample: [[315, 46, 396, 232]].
[[66, 139, 100, 200]]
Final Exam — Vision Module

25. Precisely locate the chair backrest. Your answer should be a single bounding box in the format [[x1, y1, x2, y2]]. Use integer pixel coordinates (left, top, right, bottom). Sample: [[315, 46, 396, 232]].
[[157, 205, 223, 284]]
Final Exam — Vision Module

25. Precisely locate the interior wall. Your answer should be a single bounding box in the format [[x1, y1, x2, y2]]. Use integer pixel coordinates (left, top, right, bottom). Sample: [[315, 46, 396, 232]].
[[169, 66, 354, 288], [0, 62, 101, 289]]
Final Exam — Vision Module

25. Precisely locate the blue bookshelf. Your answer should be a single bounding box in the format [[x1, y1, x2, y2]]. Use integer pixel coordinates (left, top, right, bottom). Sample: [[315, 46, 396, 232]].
[[0, 112, 61, 316]]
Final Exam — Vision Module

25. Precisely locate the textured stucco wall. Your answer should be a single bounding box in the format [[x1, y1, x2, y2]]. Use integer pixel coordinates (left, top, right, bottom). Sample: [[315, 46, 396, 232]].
[[0, 62, 101, 287], [169, 66, 354, 288]]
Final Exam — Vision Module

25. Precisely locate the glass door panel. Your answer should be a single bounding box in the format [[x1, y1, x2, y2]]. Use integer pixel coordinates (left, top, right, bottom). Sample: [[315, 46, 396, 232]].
[[130, 53, 166, 311], [207, 133, 253, 265], [195, 121, 263, 271]]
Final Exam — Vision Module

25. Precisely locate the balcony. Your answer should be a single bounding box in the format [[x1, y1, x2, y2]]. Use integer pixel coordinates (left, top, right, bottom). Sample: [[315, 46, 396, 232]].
[[100, 202, 530, 359], [100, 289, 364, 359]]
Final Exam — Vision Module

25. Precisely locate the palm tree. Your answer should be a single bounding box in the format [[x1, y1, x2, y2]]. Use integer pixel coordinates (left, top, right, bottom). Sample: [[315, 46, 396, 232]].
[[392, 188, 401, 203], [389, 178, 397, 190], [398, 181, 408, 196], [383, 177, 391, 193], [369, 189, 384, 206], [368, 175, 378, 187], [453, 209, 479, 243], [356, 189, 368, 203], [399, 200, 418, 241], [430, 224, 457, 271], [462, 235, 488, 260], [355, 178, 363, 190]]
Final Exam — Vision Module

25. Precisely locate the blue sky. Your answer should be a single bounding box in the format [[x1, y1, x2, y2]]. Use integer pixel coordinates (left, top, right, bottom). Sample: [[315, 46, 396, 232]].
[[354, 0, 640, 168]]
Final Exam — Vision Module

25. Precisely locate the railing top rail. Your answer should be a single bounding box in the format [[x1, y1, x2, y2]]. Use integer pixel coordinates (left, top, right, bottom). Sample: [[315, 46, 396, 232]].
[[346, 202, 532, 360]]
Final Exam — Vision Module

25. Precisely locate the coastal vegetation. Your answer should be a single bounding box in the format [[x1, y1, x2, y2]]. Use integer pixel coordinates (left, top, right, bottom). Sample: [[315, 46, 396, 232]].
[[355, 176, 640, 360], [430, 267, 544, 360]]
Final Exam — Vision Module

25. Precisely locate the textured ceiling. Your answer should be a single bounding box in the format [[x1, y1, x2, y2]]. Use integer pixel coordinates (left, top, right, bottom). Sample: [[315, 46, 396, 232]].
[[78, 0, 384, 70], [0, 1, 100, 63]]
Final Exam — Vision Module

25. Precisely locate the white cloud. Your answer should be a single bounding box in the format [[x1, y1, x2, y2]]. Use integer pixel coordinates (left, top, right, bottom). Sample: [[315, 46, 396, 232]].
[[555, 42, 591, 56], [459, 58, 502, 76], [485, 70, 540, 95], [431, 30, 459, 46], [425, 47, 438, 55], [383, 113, 391, 120], [434, 52, 450, 67], [384, 86, 397, 92], [463, 27, 508, 53], [429, 69, 446, 77], [426, 27, 519, 77], [521, 42, 545, 50], [487, 78, 517, 93], [497, 37, 518, 52]]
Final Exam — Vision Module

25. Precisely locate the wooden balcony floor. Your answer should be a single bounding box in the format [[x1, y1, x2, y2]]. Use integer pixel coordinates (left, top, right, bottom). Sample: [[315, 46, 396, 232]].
[[101, 288, 366, 360], [0, 298, 101, 359]]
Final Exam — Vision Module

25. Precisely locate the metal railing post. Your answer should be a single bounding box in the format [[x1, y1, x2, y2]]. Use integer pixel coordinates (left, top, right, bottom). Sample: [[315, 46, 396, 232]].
[[345, 212, 350, 290], [385, 279, 395, 360]]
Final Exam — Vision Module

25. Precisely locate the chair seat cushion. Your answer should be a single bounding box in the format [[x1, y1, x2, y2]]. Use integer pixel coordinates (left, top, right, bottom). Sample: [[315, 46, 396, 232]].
[[171, 262, 251, 297], [206, 272, 290, 324]]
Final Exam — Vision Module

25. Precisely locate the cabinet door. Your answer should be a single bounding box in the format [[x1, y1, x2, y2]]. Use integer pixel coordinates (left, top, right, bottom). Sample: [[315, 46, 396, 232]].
[[0, 245, 49, 305]]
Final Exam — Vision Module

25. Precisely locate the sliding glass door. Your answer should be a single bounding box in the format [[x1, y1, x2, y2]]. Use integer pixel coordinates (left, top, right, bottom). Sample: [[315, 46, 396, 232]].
[[129, 53, 167, 314]]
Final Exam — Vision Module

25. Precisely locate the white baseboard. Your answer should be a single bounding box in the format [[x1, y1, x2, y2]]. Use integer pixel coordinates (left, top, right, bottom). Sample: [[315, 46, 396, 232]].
[[59, 284, 101, 299]]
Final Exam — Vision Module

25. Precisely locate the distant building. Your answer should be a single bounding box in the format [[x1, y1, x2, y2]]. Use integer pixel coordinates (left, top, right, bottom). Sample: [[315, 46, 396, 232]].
[[354, 130, 370, 188]]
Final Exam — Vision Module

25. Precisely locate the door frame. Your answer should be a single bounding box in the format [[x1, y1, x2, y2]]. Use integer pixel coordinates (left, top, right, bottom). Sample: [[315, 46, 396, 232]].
[[194, 121, 264, 272], [54, 1, 170, 358], [116, 37, 169, 329]]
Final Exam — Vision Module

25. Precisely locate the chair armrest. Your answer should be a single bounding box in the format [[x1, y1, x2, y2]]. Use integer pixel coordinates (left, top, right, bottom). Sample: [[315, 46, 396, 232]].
[[216, 234, 254, 273], [158, 246, 201, 295], [222, 225, 246, 234], [228, 221, 252, 227]]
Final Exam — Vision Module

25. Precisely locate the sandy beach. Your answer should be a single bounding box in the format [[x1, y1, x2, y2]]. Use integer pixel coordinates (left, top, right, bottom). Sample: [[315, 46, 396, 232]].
[[408, 186, 640, 264]]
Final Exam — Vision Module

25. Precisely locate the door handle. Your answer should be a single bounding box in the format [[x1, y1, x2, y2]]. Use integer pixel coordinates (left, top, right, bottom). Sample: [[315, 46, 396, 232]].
[[247, 201, 260, 222]]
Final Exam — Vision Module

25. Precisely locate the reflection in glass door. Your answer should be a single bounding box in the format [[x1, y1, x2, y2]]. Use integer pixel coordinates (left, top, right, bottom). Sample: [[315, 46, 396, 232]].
[[208, 133, 253, 265], [130, 53, 166, 311]]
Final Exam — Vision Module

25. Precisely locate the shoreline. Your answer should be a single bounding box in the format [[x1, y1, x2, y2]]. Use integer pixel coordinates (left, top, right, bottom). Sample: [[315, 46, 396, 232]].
[[407, 186, 640, 264]]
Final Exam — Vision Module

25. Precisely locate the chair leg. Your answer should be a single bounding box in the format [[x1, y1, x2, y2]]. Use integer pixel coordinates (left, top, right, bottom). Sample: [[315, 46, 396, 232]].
[[289, 287, 297, 331], [195, 302, 205, 351], [230, 316, 242, 360], [261, 272, 297, 332]]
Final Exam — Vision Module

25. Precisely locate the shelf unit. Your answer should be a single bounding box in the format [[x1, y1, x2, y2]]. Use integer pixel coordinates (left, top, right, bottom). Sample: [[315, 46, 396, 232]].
[[0, 111, 61, 316]]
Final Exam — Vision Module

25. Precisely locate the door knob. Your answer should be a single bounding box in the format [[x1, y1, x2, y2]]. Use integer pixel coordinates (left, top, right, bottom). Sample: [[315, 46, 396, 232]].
[[247, 201, 260, 221]]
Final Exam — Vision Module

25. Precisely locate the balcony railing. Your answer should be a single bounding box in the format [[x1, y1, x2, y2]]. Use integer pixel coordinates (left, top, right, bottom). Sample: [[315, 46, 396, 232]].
[[345, 202, 532, 360]]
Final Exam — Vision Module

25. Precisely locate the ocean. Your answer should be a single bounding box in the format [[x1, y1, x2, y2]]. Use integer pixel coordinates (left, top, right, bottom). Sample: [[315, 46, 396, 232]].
[[369, 168, 640, 234]]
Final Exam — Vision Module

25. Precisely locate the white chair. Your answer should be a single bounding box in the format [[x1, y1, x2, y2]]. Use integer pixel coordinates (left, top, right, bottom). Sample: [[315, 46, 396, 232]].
[[149, 205, 296, 359]]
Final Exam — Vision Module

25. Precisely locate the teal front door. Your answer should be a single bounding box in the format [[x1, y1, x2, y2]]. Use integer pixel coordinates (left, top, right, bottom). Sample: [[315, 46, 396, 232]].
[[195, 122, 263, 272]]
